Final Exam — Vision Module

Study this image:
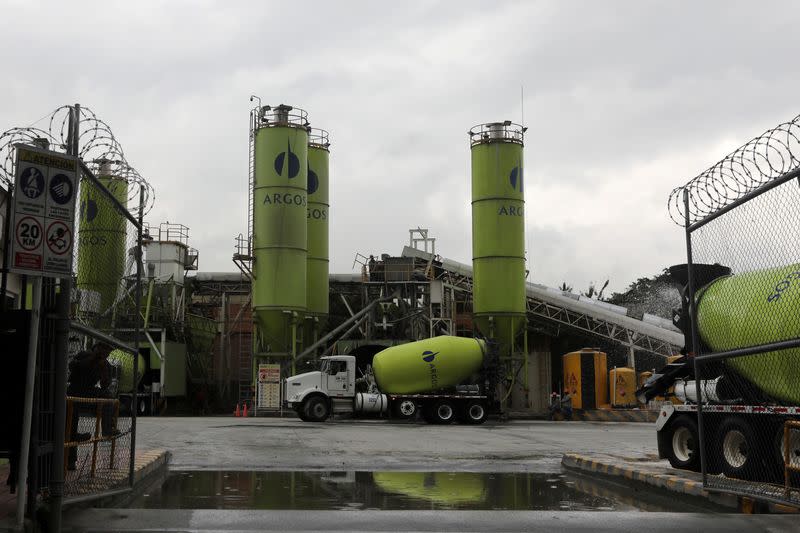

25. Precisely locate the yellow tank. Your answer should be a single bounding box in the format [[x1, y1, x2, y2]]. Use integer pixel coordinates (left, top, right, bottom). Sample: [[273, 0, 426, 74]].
[[563, 349, 608, 409], [638, 371, 653, 405], [610, 367, 637, 407]]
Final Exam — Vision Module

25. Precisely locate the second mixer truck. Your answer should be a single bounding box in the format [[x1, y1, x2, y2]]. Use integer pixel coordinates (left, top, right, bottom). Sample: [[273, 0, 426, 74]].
[[639, 263, 800, 484], [284, 335, 498, 424]]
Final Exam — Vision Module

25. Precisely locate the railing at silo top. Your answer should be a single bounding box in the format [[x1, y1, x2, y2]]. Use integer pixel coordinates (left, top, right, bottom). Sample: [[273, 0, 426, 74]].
[[468, 121, 526, 146]]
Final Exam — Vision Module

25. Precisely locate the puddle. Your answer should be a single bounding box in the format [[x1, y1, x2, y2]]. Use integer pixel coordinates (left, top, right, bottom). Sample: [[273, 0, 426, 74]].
[[127, 471, 696, 511]]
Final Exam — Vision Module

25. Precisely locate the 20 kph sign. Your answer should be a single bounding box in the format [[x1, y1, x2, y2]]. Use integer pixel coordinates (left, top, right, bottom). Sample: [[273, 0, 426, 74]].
[[15, 216, 43, 251]]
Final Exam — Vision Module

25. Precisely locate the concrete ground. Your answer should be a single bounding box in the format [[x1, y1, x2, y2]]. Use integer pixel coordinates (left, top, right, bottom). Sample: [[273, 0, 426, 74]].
[[57, 417, 799, 531], [134, 417, 658, 472]]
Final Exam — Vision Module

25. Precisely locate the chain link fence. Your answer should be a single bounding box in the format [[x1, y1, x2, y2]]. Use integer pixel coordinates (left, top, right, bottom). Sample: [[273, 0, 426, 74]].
[[63, 162, 144, 500], [671, 114, 800, 507]]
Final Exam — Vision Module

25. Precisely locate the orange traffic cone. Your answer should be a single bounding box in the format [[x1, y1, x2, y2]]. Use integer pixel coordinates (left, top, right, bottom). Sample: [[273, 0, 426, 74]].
[[234, 403, 240, 417], [243, 402, 249, 418]]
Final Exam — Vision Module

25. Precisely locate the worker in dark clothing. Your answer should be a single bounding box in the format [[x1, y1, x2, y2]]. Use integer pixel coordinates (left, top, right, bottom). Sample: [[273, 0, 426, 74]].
[[66, 342, 117, 469], [548, 391, 574, 421]]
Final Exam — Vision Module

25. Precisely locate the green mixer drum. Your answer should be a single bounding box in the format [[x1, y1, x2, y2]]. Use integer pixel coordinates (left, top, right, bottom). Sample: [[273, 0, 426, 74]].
[[76, 174, 128, 314], [108, 349, 145, 393], [372, 336, 485, 394], [306, 141, 329, 316], [696, 262, 800, 403], [372, 472, 486, 505], [252, 119, 308, 350]]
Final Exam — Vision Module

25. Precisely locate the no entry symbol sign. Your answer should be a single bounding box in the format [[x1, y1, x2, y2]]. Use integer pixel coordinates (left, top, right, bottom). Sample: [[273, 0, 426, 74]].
[[46, 220, 72, 255]]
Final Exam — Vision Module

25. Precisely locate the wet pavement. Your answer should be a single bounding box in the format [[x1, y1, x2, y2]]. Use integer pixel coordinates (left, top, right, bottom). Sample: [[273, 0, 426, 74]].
[[134, 417, 659, 472], [127, 470, 701, 512], [56, 417, 800, 531]]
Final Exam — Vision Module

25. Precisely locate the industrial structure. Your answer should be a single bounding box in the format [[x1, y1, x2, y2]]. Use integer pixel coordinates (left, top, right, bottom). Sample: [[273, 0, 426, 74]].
[[219, 103, 684, 414]]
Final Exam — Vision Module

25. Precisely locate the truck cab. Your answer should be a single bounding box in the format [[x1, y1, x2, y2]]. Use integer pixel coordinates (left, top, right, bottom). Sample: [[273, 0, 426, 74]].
[[284, 355, 356, 421]]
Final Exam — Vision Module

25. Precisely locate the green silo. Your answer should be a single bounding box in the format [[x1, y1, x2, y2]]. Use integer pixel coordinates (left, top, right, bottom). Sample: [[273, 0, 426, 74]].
[[252, 105, 309, 353], [77, 160, 128, 316], [470, 122, 527, 355], [306, 129, 330, 319], [696, 262, 800, 404]]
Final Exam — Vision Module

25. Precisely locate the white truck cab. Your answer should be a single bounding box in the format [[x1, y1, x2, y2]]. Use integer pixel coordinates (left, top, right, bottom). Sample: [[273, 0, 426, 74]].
[[284, 355, 357, 421]]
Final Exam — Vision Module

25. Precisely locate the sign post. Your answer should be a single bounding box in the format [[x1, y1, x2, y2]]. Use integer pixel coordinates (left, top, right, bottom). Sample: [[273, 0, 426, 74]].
[[10, 143, 78, 528]]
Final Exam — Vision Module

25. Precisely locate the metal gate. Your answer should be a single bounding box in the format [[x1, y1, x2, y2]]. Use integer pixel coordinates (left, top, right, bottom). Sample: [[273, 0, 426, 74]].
[[670, 113, 800, 507]]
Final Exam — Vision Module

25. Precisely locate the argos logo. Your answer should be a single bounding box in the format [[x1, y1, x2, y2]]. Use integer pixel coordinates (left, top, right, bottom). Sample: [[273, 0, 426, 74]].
[[274, 140, 300, 179], [422, 350, 438, 363], [422, 350, 439, 388], [308, 168, 319, 194], [509, 166, 523, 192]]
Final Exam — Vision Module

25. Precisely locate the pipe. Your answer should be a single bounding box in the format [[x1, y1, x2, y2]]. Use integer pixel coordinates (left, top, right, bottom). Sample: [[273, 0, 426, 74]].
[[15, 277, 41, 527], [292, 296, 392, 367]]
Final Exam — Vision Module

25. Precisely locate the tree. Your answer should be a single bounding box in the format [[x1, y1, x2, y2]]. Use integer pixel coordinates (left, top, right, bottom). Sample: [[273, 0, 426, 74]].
[[606, 269, 681, 319], [558, 282, 573, 293], [582, 280, 609, 300]]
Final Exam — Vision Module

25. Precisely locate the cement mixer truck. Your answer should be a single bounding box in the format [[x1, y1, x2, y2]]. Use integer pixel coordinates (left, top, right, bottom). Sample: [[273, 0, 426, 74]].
[[638, 263, 800, 483], [284, 336, 498, 424]]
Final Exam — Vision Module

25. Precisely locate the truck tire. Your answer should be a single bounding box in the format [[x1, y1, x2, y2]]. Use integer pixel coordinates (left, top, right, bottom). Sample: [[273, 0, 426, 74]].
[[295, 405, 311, 422], [393, 399, 417, 420], [304, 396, 330, 422], [665, 415, 700, 472], [429, 400, 456, 425], [771, 421, 800, 484], [718, 416, 765, 481], [137, 396, 150, 417], [462, 401, 487, 425]]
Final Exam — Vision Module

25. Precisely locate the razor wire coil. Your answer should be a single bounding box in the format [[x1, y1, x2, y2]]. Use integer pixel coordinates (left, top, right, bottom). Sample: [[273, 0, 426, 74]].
[[0, 105, 155, 216], [669, 114, 800, 226]]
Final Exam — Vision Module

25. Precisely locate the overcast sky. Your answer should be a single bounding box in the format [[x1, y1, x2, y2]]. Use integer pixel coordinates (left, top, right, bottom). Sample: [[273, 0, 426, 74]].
[[1, 0, 798, 293]]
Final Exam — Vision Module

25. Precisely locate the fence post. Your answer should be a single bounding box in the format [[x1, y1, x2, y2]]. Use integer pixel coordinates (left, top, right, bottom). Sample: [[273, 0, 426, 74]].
[[129, 184, 144, 485], [49, 103, 80, 533]]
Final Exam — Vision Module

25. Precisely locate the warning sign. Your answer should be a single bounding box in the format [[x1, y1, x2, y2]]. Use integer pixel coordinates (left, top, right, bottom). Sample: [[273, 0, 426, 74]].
[[15, 216, 43, 251], [256, 363, 281, 409], [9, 145, 78, 278]]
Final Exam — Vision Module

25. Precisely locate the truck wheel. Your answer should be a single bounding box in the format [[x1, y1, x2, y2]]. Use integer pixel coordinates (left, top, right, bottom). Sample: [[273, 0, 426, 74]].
[[665, 415, 700, 472], [393, 400, 417, 419], [718, 417, 765, 481], [295, 405, 311, 422], [462, 401, 487, 425], [772, 421, 800, 483], [304, 396, 330, 422], [430, 400, 456, 424], [137, 396, 150, 417]]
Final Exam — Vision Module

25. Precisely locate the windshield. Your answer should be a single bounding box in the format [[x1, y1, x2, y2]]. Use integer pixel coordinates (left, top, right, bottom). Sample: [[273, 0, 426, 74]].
[[319, 360, 330, 374]]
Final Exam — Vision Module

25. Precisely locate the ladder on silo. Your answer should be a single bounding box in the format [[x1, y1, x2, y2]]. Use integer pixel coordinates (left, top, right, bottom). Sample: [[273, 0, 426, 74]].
[[246, 128, 255, 258], [238, 329, 253, 409]]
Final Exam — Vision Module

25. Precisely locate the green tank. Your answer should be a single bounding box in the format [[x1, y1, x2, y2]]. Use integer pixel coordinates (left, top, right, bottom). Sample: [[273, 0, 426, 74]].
[[372, 472, 486, 505], [76, 161, 128, 316], [306, 129, 330, 318], [108, 349, 145, 393], [696, 262, 800, 403], [252, 105, 308, 352], [469, 122, 527, 354], [372, 336, 485, 394]]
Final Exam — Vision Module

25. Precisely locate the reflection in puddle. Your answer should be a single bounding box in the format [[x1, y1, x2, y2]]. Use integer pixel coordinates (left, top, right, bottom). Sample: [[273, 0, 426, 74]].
[[128, 471, 696, 512]]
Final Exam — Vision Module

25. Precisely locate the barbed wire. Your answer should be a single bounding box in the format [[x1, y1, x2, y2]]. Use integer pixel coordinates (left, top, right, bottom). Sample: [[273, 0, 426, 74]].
[[0, 105, 154, 216], [669, 114, 800, 225]]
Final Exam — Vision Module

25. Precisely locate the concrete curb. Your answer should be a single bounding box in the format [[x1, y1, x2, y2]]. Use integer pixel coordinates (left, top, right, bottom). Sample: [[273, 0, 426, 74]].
[[562, 453, 708, 497], [132, 449, 171, 485], [508, 409, 657, 422]]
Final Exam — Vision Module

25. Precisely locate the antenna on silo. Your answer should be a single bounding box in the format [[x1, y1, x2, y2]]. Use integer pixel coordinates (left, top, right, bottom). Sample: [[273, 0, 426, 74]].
[[520, 85, 524, 128]]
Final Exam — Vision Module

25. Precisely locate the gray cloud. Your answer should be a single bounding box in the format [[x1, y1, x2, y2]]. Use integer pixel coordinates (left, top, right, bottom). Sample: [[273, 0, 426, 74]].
[[1, 0, 798, 293]]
